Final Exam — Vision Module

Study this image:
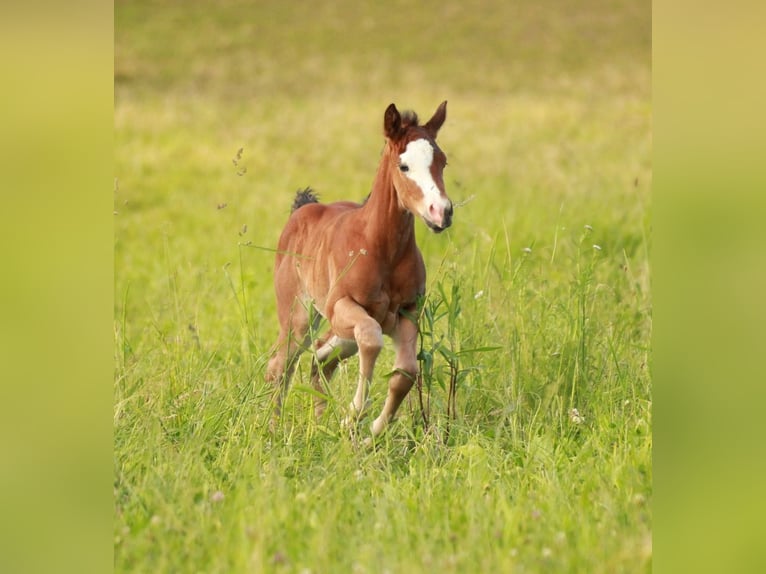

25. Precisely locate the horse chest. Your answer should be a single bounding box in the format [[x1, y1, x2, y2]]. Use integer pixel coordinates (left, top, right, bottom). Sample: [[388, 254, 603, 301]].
[[380, 258, 424, 312], [389, 259, 424, 302], [337, 256, 423, 323]]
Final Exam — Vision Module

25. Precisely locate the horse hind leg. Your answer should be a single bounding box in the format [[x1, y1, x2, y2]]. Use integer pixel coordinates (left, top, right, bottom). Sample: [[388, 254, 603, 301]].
[[266, 302, 319, 430], [265, 330, 303, 431]]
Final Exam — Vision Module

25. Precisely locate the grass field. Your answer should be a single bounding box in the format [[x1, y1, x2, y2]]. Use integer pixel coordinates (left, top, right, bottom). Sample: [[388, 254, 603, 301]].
[[114, 1, 651, 571]]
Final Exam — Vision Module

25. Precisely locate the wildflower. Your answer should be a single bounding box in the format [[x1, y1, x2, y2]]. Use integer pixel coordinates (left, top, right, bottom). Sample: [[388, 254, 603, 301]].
[[474, 290, 484, 299], [522, 247, 532, 254], [210, 490, 225, 503], [584, 224, 593, 231], [593, 244, 602, 251], [570, 408, 585, 424]]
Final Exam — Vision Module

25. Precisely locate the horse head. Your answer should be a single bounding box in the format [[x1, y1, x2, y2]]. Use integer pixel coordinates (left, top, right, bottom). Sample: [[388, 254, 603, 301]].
[[383, 101, 453, 233]]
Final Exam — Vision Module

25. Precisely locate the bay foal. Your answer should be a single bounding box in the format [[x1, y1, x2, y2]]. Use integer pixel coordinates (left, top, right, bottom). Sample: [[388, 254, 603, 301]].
[[266, 101, 453, 436]]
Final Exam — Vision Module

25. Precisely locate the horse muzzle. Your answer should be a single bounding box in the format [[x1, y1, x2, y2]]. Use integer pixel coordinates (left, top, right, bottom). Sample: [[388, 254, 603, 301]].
[[424, 202, 453, 233]]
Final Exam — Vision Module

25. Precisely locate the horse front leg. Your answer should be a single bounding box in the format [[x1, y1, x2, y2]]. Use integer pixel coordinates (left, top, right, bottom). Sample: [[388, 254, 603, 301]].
[[371, 310, 419, 436], [331, 297, 383, 421], [310, 333, 358, 418]]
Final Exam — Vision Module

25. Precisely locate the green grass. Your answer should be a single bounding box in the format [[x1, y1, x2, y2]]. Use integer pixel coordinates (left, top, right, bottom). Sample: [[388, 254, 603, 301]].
[[115, 0, 651, 571]]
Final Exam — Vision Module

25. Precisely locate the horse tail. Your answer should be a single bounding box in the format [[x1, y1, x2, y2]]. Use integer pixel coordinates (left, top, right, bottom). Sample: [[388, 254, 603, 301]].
[[291, 187, 320, 212]]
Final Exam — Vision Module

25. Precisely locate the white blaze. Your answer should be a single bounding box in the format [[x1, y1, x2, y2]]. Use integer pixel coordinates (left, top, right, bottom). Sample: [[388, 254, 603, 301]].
[[399, 139, 444, 208]]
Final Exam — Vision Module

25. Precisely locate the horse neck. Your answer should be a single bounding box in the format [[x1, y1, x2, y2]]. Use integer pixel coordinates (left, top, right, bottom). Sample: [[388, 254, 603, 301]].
[[360, 144, 416, 258]]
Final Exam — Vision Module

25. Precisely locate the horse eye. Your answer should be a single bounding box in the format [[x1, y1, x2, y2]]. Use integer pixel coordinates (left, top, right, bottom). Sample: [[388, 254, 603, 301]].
[[399, 164, 409, 172]]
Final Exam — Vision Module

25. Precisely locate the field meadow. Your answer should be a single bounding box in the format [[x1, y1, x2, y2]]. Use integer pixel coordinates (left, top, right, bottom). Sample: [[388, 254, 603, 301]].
[[115, 1, 651, 572]]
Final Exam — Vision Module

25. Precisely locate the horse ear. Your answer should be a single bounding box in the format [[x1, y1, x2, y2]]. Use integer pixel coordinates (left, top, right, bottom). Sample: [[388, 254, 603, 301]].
[[384, 103, 402, 140], [424, 100, 447, 137]]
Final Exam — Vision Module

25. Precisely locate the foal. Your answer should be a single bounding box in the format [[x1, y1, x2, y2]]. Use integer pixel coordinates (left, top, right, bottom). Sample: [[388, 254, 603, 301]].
[[266, 101, 453, 436]]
